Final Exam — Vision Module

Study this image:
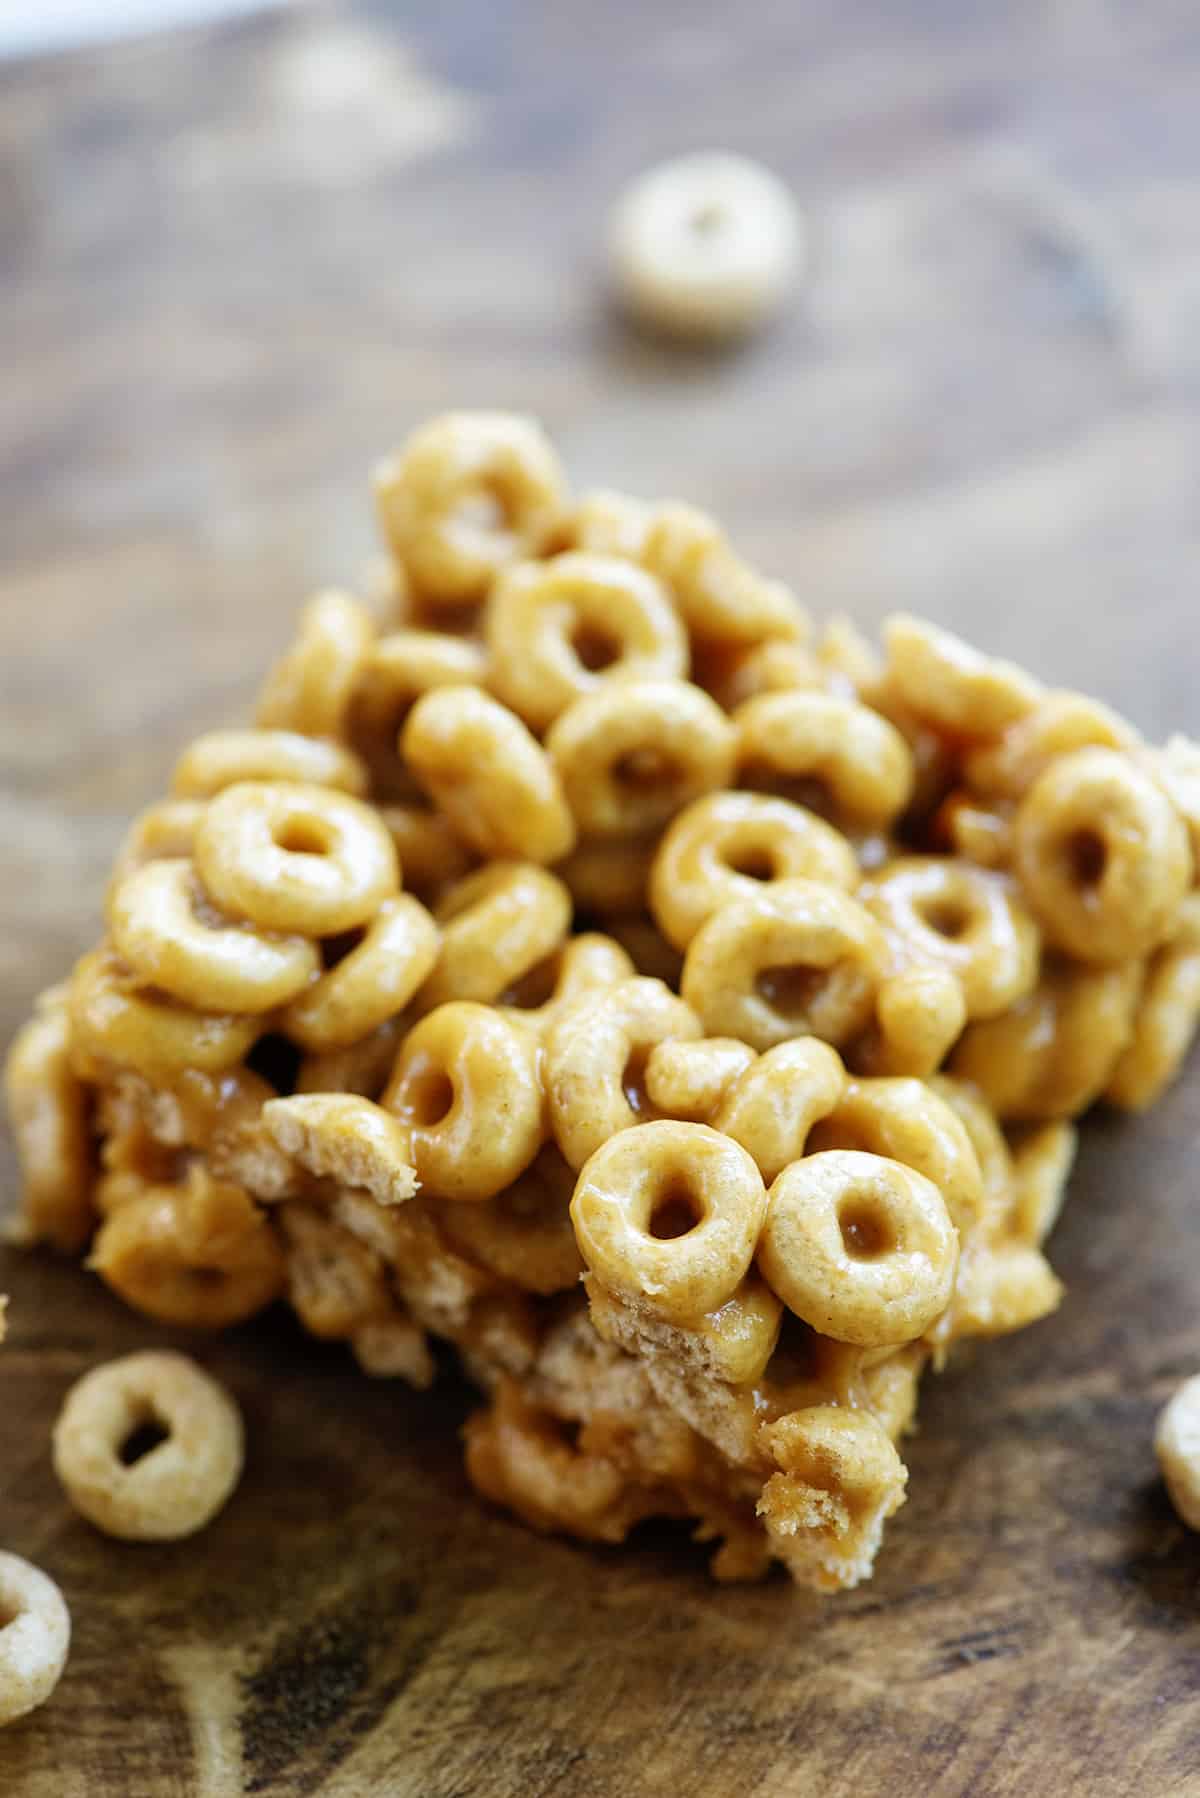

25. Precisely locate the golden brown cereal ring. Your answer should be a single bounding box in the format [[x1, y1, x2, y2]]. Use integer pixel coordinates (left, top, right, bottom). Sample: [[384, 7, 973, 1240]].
[[861, 856, 1040, 1020], [568, 488, 652, 560], [714, 1037, 846, 1184], [1013, 747, 1191, 963], [420, 862, 572, 1010], [1007, 1121, 1077, 1248], [806, 1076, 985, 1240], [699, 637, 825, 713], [195, 781, 399, 936], [52, 1351, 243, 1542], [383, 1002, 544, 1201], [1105, 894, 1200, 1111], [108, 799, 204, 894], [171, 729, 367, 799], [89, 1169, 284, 1328], [347, 631, 488, 801], [964, 690, 1141, 800], [859, 965, 967, 1078], [649, 790, 858, 950], [1149, 734, 1200, 871], [735, 690, 914, 832], [498, 932, 635, 1035], [544, 976, 701, 1169], [816, 614, 886, 704], [263, 1094, 418, 1206], [0, 1553, 70, 1724], [929, 791, 1014, 869], [403, 685, 575, 865], [68, 946, 262, 1081], [757, 1405, 907, 1592], [1155, 1375, 1200, 1532], [951, 956, 1143, 1120], [546, 679, 735, 839], [254, 590, 375, 737], [438, 1145, 583, 1296], [608, 152, 801, 342], [4, 995, 93, 1253], [109, 859, 320, 1015], [572, 1120, 769, 1325], [279, 894, 439, 1051], [373, 411, 568, 606], [680, 878, 887, 1052], [643, 1036, 758, 1122], [486, 552, 688, 731], [642, 501, 806, 646], [555, 834, 657, 916], [464, 1379, 633, 1542], [379, 803, 477, 903], [758, 1150, 957, 1346], [882, 613, 1042, 738]]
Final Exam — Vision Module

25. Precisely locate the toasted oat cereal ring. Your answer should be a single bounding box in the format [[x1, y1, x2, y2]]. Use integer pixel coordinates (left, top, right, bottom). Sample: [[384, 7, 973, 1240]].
[[643, 1036, 758, 1122], [714, 1037, 846, 1184], [379, 803, 477, 903], [699, 637, 826, 713], [929, 792, 1014, 870], [806, 1076, 985, 1240], [555, 834, 657, 916], [950, 956, 1143, 1120], [734, 690, 914, 832], [860, 965, 967, 1078], [419, 862, 572, 1011], [464, 1379, 631, 1540], [1013, 747, 1190, 963], [254, 589, 375, 737], [641, 501, 807, 646], [347, 631, 488, 801], [4, 995, 93, 1253], [608, 152, 801, 342], [861, 856, 1040, 1020], [373, 411, 569, 606], [109, 859, 320, 1015], [758, 1150, 957, 1347], [1105, 894, 1200, 1111], [263, 1094, 418, 1206], [68, 946, 262, 1081], [572, 1120, 769, 1325], [544, 976, 701, 1170], [195, 782, 399, 936], [89, 1171, 284, 1328], [383, 1002, 544, 1202], [404, 686, 576, 865], [1149, 734, 1200, 870], [546, 680, 735, 839], [438, 1144, 583, 1296], [108, 799, 205, 895], [53, 1351, 243, 1542], [650, 790, 858, 950], [0, 1553, 70, 1724], [279, 894, 439, 1052], [498, 932, 635, 1035], [1007, 1121, 1077, 1248], [1156, 1374, 1200, 1532], [568, 488, 652, 560], [171, 729, 367, 799], [963, 690, 1141, 800], [681, 878, 887, 1052], [485, 552, 688, 731], [882, 614, 1042, 738]]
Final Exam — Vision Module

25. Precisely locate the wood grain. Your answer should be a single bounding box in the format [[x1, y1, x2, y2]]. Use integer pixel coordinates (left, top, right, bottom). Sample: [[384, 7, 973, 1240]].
[[1, 2, 1199, 1792]]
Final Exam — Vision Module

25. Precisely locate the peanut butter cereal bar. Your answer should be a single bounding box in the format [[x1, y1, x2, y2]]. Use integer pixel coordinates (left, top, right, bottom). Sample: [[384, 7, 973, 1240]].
[[6, 412, 1196, 1591]]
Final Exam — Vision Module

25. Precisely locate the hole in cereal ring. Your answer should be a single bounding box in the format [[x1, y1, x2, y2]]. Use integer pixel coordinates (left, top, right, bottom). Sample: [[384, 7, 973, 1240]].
[[648, 1177, 702, 1240], [571, 621, 623, 674], [920, 897, 971, 940], [450, 487, 512, 559], [615, 748, 675, 791], [119, 1415, 171, 1467], [754, 963, 827, 1021], [805, 1118, 867, 1158], [320, 928, 364, 971], [274, 818, 333, 857], [1062, 828, 1107, 890], [187, 1268, 230, 1292], [408, 1069, 455, 1128], [725, 845, 776, 882], [690, 201, 725, 236], [0, 1599, 19, 1631], [621, 1045, 655, 1118], [246, 1033, 303, 1095], [837, 1196, 895, 1261]]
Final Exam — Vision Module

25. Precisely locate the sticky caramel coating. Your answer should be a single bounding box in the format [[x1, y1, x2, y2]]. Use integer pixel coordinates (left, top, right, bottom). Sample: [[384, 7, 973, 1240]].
[[68, 945, 263, 1082], [348, 631, 488, 802], [640, 501, 808, 646], [882, 613, 1042, 738], [485, 551, 687, 731], [650, 790, 858, 951], [1105, 894, 1200, 1111], [714, 1038, 846, 1184], [862, 856, 1040, 1021], [571, 1120, 769, 1325], [806, 1075, 985, 1241], [438, 1144, 583, 1296], [52, 1351, 243, 1541], [734, 690, 914, 833], [171, 729, 367, 799], [643, 1036, 758, 1122], [420, 862, 572, 1011], [4, 993, 93, 1252], [280, 894, 440, 1052], [254, 589, 375, 738]]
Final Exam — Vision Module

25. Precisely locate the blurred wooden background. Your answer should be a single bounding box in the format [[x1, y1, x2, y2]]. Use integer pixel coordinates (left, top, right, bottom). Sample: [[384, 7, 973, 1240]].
[[1, 3, 1198, 1793]]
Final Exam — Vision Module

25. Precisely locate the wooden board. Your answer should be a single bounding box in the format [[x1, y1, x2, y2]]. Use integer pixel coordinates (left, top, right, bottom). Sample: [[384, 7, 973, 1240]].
[[2, 2, 1199, 1791]]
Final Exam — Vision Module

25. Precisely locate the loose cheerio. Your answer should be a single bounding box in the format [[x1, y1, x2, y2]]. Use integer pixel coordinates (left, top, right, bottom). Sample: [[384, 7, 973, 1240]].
[[608, 152, 802, 341]]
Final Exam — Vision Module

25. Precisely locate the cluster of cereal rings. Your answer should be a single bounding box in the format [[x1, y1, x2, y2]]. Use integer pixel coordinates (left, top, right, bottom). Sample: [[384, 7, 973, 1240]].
[[6, 410, 1198, 1596]]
